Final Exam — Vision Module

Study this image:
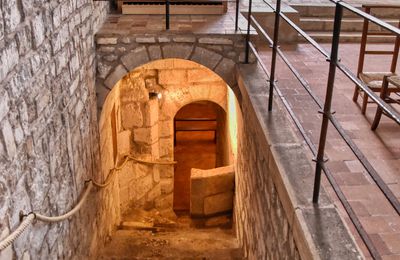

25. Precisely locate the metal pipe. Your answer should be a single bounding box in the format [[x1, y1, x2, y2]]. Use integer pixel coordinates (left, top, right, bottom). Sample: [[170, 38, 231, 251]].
[[166, 0, 170, 30], [235, 0, 240, 31], [331, 0, 400, 36], [268, 0, 281, 111], [244, 0, 253, 63], [313, 3, 343, 203]]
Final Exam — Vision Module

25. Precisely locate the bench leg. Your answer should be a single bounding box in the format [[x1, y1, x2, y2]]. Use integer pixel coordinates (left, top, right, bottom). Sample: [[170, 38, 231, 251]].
[[371, 107, 383, 130], [361, 93, 368, 115], [352, 86, 359, 103]]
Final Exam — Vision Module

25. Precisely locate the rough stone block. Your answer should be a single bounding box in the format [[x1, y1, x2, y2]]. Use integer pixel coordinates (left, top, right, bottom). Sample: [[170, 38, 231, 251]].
[[1, 120, 17, 158], [121, 46, 149, 71], [204, 192, 233, 216], [162, 44, 193, 59], [121, 103, 143, 129], [173, 36, 196, 43], [198, 37, 233, 45], [2, 0, 21, 33], [160, 178, 173, 195], [191, 165, 234, 197], [190, 165, 235, 216], [118, 130, 131, 155], [190, 47, 222, 70], [215, 58, 236, 87], [136, 37, 156, 43], [0, 90, 10, 122], [158, 69, 186, 85], [133, 128, 151, 144], [97, 37, 118, 45], [187, 69, 221, 83], [104, 65, 128, 88], [148, 45, 162, 60]]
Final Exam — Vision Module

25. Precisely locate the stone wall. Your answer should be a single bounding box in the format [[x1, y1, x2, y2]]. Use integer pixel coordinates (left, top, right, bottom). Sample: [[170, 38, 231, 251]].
[[234, 64, 362, 259], [99, 59, 233, 215], [0, 1, 109, 259]]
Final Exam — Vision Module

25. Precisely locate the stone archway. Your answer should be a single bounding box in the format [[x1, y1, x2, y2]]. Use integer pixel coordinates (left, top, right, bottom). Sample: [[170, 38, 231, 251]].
[[95, 34, 255, 111], [98, 58, 239, 216]]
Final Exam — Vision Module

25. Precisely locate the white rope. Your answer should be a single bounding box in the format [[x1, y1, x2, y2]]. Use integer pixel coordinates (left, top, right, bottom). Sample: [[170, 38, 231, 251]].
[[35, 182, 93, 222], [0, 214, 35, 251], [0, 153, 176, 251]]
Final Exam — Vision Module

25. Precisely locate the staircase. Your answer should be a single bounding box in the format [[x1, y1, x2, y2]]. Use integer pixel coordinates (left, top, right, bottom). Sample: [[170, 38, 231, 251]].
[[291, 4, 399, 43]]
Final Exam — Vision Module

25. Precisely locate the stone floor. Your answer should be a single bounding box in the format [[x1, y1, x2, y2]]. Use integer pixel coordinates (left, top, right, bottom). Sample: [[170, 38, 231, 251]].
[[285, 0, 399, 5], [259, 43, 400, 259], [97, 208, 241, 259]]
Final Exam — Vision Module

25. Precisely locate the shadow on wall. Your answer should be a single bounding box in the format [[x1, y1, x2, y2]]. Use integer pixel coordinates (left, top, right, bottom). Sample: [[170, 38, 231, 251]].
[[97, 58, 241, 229]]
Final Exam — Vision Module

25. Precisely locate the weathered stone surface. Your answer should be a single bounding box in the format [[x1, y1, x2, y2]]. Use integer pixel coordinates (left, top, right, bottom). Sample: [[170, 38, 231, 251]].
[[135, 37, 155, 43], [199, 37, 233, 45], [158, 70, 186, 85], [215, 58, 236, 87], [190, 166, 234, 216], [104, 65, 128, 88], [191, 166, 234, 197], [97, 37, 118, 45], [0, 90, 10, 122], [121, 103, 143, 129], [121, 46, 149, 71], [173, 36, 196, 43], [160, 179, 173, 195], [134, 128, 151, 144], [187, 69, 222, 83], [97, 62, 112, 79], [162, 44, 193, 59], [1, 120, 17, 158], [118, 130, 131, 155], [204, 192, 233, 216], [190, 47, 222, 70], [148, 45, 162, 60]]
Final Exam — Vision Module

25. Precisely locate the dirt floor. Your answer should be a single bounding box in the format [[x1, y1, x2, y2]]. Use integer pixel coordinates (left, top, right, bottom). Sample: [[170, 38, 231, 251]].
[[97, 208, 243, 260]]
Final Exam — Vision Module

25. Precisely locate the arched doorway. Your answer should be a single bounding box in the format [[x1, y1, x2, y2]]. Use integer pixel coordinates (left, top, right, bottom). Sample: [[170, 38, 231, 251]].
[[173, 101, 228, 212]]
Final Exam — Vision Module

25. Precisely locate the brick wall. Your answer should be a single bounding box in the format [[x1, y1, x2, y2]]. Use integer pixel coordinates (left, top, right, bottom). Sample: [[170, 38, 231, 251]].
[[0, 0, 109, 258]]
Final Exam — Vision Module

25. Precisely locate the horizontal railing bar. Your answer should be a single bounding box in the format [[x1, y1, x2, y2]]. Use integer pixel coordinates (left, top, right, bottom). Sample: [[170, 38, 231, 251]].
[[249, 42, 381, 259], [250, 5, 400, 214], [361, 4, 400, 9], [365, 50, 395, 55], [336, 63, 400, 125], [332, 0, 400, 36]]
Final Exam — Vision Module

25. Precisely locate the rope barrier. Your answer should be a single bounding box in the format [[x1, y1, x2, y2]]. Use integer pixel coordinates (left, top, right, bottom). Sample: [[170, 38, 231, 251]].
[[0, 214, 35, 251], [0, 154, 176, 251]]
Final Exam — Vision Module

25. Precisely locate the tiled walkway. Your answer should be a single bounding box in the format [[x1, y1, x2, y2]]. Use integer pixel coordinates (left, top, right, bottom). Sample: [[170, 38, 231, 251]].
[[259, 43, 400, 259]]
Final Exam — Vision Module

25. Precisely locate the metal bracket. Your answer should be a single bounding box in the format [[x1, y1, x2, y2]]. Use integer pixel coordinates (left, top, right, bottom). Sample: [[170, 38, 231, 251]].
[[312, 157, 329, 163]]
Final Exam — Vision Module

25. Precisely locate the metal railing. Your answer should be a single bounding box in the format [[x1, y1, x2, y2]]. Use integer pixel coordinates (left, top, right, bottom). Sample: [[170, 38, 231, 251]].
[[243, 0, 400, 259]]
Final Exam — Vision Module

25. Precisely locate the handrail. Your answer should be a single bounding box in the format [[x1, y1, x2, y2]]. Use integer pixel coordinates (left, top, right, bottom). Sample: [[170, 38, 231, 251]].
[[0, 154, 176, 251], [332, 0, 400, 36], [244, 0, 400, 259]]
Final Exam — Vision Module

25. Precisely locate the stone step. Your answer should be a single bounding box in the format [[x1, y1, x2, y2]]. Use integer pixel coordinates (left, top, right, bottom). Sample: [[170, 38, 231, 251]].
[[299, 17, 399, 32], [291, 3, 400, 19], [300, 31, 397, 43]]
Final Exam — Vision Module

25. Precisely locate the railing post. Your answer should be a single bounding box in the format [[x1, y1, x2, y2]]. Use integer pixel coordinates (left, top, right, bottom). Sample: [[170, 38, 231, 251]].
[[244, 0, 252, 63], [312, 2, 343, 203], [235, 0, 240, 31], [166, 0, 170, 30], [268, 0, 282, 111]]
